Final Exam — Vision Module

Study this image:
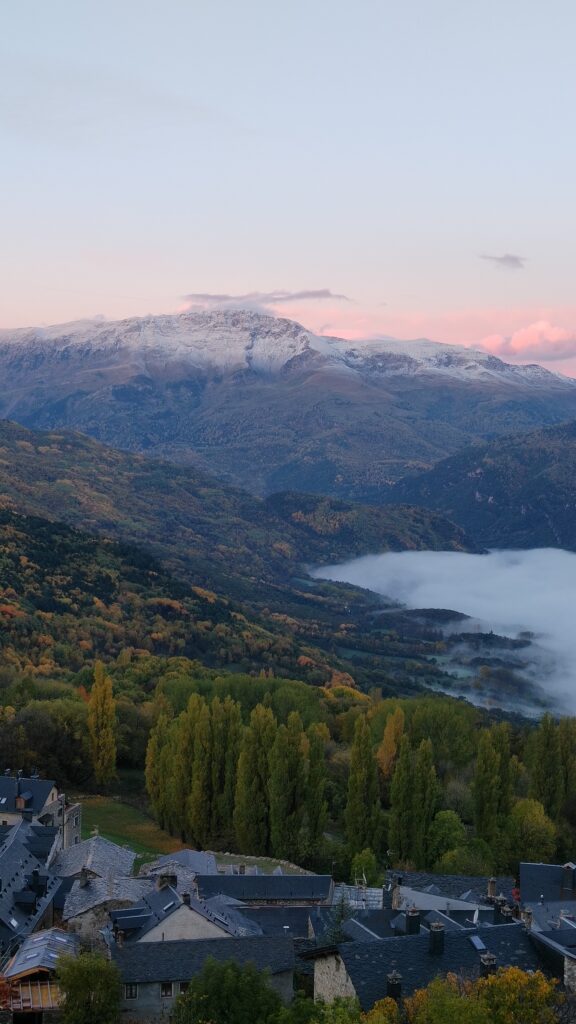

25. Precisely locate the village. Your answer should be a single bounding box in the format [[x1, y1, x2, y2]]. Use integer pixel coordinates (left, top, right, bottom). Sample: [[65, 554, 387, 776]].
[[0, 769, 575, 1023]]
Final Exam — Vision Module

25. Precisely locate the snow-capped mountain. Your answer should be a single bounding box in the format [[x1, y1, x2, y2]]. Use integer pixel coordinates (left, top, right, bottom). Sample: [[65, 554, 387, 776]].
[[1, 309, 575, 500], [0, 309, 569, 386]]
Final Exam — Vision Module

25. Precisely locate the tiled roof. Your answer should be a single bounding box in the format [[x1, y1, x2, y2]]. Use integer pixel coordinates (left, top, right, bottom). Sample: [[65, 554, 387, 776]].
[[0, 776, 55, 815], [112, 936, 295, 983], [387, 871, 515, 904], [194, 874, 332, 903], [337, 925, 543, 1009], [3, 928, 80, 979], [155, 850, 218, 874], [51, 836, 135, 879], [63, 877, 153, 921]]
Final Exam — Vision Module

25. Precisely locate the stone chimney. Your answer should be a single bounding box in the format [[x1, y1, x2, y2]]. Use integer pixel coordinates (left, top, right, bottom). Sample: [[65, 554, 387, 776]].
[[480, 952, 497, 977], [406, 907, 420, 935], [522, 907, 533, 931], [487, 877, 497, 899], [386, 970, 402, 1000], [429, 921, 445, 955], [500, 905, 514, 924], [493, 895, 507, 924], [79, 867, 90, 888]]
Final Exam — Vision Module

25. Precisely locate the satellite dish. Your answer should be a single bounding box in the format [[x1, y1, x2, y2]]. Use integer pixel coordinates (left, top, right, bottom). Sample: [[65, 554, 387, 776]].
[[473, 909, 479, 924]]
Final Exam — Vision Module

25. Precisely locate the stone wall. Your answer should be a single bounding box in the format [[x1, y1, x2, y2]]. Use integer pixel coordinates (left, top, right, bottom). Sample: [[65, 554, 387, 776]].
[[314, 954, 356, 1004]]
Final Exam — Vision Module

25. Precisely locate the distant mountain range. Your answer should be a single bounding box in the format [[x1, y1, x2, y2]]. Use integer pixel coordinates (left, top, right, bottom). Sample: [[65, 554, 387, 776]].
[[2, 310, 576, 499], [388, 420, 576, 550]]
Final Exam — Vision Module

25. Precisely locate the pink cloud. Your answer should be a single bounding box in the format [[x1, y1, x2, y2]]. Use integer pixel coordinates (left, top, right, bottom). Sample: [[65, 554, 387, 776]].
[[479, 321, 576, 362]]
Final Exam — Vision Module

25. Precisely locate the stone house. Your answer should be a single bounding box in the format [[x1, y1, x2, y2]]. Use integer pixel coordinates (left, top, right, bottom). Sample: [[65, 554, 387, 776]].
[[112, 936, 295, 1021], [0, 772, 81, 850]]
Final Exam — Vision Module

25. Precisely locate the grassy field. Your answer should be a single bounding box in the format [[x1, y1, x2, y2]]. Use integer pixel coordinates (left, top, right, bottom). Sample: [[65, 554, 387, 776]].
[[78, 795, 309, 875]]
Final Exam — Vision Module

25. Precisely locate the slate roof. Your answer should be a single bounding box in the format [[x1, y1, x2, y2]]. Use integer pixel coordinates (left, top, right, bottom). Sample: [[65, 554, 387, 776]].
[[235, 906, 324, 939], [388, 871, 515, 904], [519, 862, 576, 904], [3, 928, 80, 979], [0, 824, 61, 951], [51, 835, 136, 879], [527, 899, 576, 933], [109, 885, 253, 941], [155, 849, 218, 875], [112, 936, 295, 983], [63, 877, 154, 921], [0, 822, 58, 865], [0, 775, 55, 815], [194, 874, 333, 903], [336, 925, 544, 1009]]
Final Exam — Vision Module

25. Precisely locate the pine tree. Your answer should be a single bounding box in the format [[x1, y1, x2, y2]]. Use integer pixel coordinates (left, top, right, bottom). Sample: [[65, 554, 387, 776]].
[[345, 714, 383, 855], [473, 731, 501, 846], [87, 661, 117, 789], [188, 702, 213, 847], [234, 704, 277, 855], [413, 738, 439, 868], [389, 735, 414, 864], [530, 713, 563, 821], [305, 723, 328, 859], [269, 711, 307, 862]]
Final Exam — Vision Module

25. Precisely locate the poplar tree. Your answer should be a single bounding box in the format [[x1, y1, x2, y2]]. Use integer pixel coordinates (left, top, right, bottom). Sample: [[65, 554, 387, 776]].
[[188, 702, 213, 847], [87, 661, 117, 789], [377, 706, 405, 784], [145, 709, 170, 825], [389, 735, 414, 864], [413, 738, 439, 868], [490, 722, 513, 818], [210, 696, 242, 844], [530, 713, 563, 821], [170, 694, 204, 839], [305, 723, 328, 859], [473, 731, 501, 846], [234, 704, 277, 855], [345, 714, 383, 855], [269, 711, 307, 862]]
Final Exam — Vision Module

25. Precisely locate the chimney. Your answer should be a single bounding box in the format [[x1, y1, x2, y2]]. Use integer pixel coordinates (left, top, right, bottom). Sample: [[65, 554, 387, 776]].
[[406, 908, 420, 935], [429, 921, 445, 955], [239, 863, 246, 875], [487, 877, 497, 900], [79, 867, 90, 888], [480, 952, 497, 977], [493, 895, 507, 924], [182, 892, 191, 906], [522, 907, 533, 931], [500, 905, 514, 925], [386, 970, 402, 1001]]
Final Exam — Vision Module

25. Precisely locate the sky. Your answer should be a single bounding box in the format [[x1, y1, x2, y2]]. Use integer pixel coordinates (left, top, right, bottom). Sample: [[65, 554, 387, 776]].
[[2, 1, 576, 372], [314, 548, 576, 712]]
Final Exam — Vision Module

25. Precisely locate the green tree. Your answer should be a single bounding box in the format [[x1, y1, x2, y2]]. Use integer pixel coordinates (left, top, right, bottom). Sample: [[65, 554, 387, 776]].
[[350, 847, 379, 886], [57, 952, 121, 1024], [172, 958, 281, 1024], [234, 704, 277, 855], [345, 715, 383, 855], [145, 708, 171, 826], [305, 723, 328, 859], [413, 739, 439, 867], [507, 798, 556, 869], [376, 706, 405, 784], [427, 810, 466, 867], [490, 722, 513, 818], [529, 714, 563, 821], [188, 701, 213, 847], [436, 837, 494, 875], [269, 711, 307, 862], [87, 661, 117, 789], [388, 735, 413, 864], [210, 696, 242, 844], [473, 731, 500, 847]]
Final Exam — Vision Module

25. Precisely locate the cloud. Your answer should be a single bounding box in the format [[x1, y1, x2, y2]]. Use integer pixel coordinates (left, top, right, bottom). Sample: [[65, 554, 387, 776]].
[[181, 289, 350, 310], [313, 548, 576, 712], [480, 320, 576, 361], [480, 253, 527, 270]]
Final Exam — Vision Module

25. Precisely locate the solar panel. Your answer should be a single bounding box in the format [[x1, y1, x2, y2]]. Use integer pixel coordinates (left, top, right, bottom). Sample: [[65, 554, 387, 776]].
[[469, 935, 486, 951]]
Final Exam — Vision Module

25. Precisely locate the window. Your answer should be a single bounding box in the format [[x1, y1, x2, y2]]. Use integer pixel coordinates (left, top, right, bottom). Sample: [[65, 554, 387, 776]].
[[74, 836, 80, 844], [179, 982, 189, 994], [125, 984, 138, 1000], [74, 815, 79, 827], [160, 982, 173, 999]]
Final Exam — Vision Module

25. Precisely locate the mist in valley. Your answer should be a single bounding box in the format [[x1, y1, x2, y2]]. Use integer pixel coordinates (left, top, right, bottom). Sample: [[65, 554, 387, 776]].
[[313, 548, 576, 713]]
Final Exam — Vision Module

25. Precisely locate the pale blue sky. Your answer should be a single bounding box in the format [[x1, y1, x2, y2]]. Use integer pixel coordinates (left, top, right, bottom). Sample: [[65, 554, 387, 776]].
[[2, 1, 576, 367]]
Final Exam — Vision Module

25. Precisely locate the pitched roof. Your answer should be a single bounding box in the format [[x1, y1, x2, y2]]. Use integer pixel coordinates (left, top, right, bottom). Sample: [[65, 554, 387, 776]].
[[235, 906, 321, 939], [388, 871, 515, 904], [110, 886, 258, 941], [0, 821, 59, 865], [194, 874, 332, 903], [0, 775, 55, 815], [63, 876, 154, 921], [519, 862, 576, 904], [51, 835, 136, 879], [0, 825, 61, 949], [155, 850, 218, 875], [336, 925, 543, 1009], [3, 928, 80, 979], [112, 936, 295, 983]]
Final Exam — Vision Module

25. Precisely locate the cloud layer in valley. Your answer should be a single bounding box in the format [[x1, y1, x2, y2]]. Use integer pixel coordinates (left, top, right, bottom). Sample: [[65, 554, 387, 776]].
[[313, 548, 576, 711]]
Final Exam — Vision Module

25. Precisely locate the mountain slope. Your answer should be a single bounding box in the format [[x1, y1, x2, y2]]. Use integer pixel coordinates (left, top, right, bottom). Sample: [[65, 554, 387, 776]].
[[387, 420, 576, 549], [2, 311, 576, 498], [0, 421, 470, 598]]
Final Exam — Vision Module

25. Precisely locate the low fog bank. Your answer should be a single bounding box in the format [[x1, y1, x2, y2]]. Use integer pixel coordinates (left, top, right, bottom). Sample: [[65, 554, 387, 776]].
[[313, 548, 576, 711]]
